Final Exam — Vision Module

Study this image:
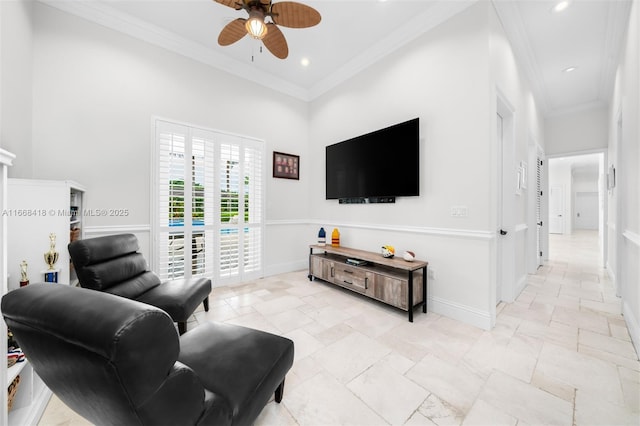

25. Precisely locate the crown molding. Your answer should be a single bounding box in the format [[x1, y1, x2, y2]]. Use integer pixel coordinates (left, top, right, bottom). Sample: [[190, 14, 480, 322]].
[[38, 0, 310, 100], [38, 0, 476, 103], [308, 0, 478, 99], [491, 0, 549, 115], [546, 99, 608, 118]]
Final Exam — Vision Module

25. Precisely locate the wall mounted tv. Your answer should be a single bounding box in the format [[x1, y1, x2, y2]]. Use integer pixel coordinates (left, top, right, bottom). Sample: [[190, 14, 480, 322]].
[[325, 118, 419, 204]]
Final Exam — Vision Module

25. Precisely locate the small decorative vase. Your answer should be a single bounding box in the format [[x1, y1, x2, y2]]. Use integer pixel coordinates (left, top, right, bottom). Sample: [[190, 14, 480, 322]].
[[331, 228, 340, 247], [318, 227, 326, 246], [44, 233, 59, 270]]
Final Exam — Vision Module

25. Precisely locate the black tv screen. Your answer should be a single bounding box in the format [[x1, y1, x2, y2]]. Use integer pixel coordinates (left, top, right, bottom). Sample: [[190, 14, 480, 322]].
[[326, 118, 419, 201]]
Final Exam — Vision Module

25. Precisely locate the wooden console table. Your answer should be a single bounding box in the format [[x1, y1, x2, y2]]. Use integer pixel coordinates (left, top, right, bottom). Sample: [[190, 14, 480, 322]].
[[308, 244, 428, 322]]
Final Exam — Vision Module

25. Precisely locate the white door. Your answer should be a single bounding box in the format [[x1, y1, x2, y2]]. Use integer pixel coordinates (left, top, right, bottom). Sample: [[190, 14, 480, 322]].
[[497, 102, 515, 305], [575, 192, 598, 229], [549, 185, 564, 234], [497, 112, 504, 304]]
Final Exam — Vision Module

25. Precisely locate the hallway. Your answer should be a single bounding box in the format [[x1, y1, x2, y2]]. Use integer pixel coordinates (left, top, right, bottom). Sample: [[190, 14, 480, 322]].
[[498, 229, 639, 424]]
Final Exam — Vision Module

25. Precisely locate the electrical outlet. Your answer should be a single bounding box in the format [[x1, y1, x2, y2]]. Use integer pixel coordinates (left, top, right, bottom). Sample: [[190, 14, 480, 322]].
[[428, 268, 436, 280], [450, 206, 468, 217]]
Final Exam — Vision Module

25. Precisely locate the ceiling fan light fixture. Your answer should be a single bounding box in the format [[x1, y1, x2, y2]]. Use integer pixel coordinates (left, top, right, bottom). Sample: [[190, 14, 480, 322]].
[[246, 11, 268, 39]]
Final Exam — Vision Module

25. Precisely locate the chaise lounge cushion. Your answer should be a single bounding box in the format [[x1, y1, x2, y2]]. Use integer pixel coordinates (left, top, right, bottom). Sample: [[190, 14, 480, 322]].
[[180, 322, 295, 425], [68, 233, 211, 333]]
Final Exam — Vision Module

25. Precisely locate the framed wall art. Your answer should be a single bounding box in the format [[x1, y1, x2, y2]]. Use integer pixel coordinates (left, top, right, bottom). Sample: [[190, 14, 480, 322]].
[[273, 152, 299, 180]]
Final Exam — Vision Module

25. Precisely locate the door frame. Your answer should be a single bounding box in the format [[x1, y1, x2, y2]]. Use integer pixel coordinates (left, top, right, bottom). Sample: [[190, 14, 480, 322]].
[[546, 149, 608, 266]]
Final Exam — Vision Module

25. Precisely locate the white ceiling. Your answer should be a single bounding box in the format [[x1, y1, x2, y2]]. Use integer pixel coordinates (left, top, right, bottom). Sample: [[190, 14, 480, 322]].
[[41, 0, 632, 116], [549, 152, 603, 174]]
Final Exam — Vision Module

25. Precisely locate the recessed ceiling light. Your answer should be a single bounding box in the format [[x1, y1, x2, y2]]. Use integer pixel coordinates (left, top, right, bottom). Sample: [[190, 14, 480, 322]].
[[553, 1, 570, 12], [563, 66, 577, 73], [300, 57, 310, 67]]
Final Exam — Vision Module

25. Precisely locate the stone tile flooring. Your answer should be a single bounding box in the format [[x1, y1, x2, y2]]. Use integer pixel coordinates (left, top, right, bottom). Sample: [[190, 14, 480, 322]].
[[39, 231, 639, 425]]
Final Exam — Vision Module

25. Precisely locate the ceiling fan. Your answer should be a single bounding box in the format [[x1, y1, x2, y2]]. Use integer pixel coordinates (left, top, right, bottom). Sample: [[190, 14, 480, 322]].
[[214, 0, 321, 59]]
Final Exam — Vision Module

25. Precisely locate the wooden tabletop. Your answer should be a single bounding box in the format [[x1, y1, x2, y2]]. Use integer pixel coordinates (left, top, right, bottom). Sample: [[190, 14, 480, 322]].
[[310, 244, 427, 271]]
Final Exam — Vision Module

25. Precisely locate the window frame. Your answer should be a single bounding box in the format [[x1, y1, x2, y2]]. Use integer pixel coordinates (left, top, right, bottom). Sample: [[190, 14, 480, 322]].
[[151, 117, 266, 285]]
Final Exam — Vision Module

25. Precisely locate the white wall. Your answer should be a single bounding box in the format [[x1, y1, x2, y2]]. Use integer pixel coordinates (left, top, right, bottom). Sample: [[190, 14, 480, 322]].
[[608, 0, 640, 353], [24, 3, 311, 272], [306, 2, 543, 329], [545, 106, 609, 156], [0, 0, 33, 177], [308, 3, 494, 329], [489, 3, 545, 300]]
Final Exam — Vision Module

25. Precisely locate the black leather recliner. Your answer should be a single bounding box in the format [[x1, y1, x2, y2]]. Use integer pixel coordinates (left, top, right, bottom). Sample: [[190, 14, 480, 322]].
[[68, 233, 210, 334], [1, 283, 295, 426]]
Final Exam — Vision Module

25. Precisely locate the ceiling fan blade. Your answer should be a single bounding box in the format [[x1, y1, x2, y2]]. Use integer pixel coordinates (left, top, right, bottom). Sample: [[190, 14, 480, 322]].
[[214, 0, 243, 10], [262, 23, 288, 59], [218, 18, 248, 46], [270, 1, 321, 28]]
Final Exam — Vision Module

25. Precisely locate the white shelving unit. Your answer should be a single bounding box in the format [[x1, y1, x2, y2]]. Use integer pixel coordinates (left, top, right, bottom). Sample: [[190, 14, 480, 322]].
[[2, 178, 85, 425], [7, 179, 85, 289], [6, 359, 50, 426]]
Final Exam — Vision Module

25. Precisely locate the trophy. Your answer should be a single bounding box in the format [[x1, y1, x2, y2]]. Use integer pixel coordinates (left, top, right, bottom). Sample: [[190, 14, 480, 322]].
[[44, 233, 59, 270], [19, 260, 29, 287]]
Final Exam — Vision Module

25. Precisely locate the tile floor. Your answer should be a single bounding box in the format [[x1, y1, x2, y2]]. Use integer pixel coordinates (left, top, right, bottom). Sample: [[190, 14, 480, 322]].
[[39, 230, 639, 425]]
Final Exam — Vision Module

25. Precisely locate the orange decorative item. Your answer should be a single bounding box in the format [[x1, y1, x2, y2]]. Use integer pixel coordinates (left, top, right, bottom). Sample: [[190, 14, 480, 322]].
[[331, 228, 340, 247]]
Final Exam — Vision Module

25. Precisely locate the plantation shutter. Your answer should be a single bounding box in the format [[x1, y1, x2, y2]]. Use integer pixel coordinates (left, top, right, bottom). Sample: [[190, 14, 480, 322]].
[[536, 157, 543, 264], [243, 141, 264, 278], [154, 119, 264, 284], [218, 139, 241, 280]]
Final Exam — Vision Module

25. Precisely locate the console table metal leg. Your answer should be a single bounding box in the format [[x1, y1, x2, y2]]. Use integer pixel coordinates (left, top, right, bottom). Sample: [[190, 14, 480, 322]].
[[423, 266, 427, 313], [408, 270, 414, 322]]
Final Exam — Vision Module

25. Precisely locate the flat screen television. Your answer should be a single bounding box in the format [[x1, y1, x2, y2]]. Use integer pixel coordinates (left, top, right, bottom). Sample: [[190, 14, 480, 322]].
[[325, 118, 419, 203]]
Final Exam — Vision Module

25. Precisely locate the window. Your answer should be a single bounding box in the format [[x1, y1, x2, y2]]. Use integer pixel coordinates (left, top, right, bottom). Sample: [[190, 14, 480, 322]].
[[153, 119, 264, 284]]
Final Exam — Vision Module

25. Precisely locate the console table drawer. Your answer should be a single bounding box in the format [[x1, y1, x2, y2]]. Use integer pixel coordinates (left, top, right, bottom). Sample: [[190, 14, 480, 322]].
[[333, 265, 372, 294]]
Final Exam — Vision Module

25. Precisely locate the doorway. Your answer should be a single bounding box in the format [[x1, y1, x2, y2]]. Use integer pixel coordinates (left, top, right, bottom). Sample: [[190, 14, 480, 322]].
[[547, 152, 606, 264]]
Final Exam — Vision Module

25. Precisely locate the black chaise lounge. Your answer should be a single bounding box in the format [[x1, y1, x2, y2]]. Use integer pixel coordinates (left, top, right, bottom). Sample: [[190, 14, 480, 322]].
[[2, 284, 295, 425], [68, 233, 210, 334]]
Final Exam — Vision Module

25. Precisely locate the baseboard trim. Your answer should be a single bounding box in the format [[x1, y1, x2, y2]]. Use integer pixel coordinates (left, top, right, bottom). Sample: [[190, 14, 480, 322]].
[[264, 260, 308, 278], [429, 296, 492, 330], [516, 274, 527, 299], [622, 300, 640, 360]]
